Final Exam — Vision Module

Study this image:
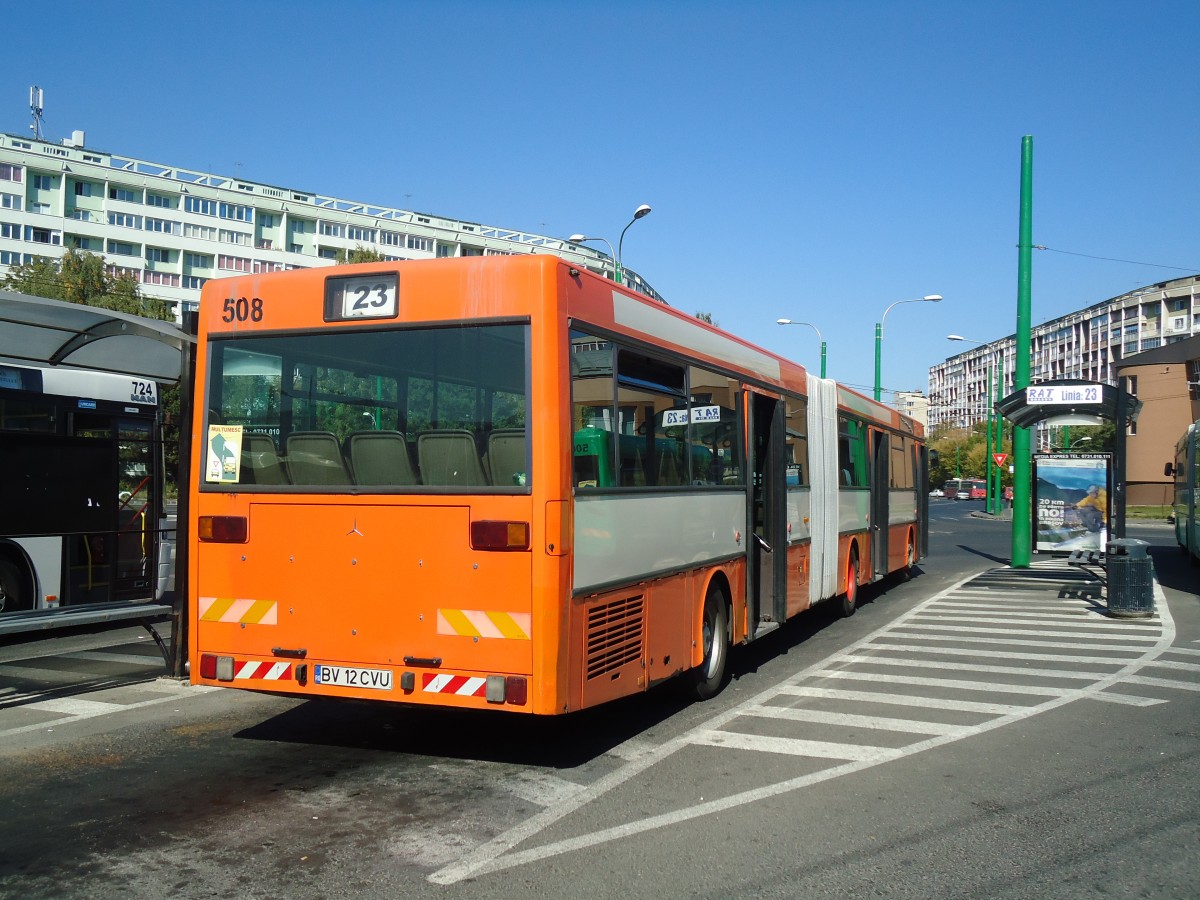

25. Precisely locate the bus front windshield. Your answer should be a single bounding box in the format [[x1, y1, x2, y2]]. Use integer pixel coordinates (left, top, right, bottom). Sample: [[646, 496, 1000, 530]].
[[202, 323, 529, 491]]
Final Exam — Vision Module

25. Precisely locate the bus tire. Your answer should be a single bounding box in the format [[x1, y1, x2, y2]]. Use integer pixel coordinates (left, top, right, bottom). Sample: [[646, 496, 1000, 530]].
[[0, 558, 31, 614], [840, 548, 859, 618], [690, 581, 730, 701]]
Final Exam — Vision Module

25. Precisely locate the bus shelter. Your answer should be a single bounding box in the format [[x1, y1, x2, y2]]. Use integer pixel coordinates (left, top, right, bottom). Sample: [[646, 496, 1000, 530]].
[[995, 378, 1141, 550], [0, 290, 194, 667]]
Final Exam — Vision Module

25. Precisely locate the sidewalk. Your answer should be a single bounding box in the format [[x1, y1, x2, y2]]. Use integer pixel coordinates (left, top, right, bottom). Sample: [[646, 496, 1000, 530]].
[[954, 554, 1163, 621]]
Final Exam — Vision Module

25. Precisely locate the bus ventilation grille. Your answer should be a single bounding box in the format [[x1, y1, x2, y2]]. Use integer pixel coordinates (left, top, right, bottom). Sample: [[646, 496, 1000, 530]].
[[586, 594, 644, 680]]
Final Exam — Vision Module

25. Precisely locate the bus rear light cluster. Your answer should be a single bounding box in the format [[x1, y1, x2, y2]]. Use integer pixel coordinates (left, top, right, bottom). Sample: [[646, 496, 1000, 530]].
[[485, 674, 528, 705], [199, 653, 235, 681], [470, 520, 529, 551], [198, 515, 247, 543]]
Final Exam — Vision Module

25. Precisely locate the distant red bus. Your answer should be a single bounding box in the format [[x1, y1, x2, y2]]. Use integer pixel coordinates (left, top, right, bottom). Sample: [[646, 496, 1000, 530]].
[[943, 478, 986, 501]]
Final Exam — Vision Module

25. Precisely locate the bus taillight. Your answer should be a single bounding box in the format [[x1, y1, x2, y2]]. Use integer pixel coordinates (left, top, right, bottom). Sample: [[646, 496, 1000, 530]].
[[470, 521, 529, 551], [198, 515, 248, 543]]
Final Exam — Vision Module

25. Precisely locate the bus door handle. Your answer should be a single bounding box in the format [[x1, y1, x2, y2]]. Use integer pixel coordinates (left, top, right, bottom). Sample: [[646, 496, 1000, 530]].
[[752, 533, 772, 553]]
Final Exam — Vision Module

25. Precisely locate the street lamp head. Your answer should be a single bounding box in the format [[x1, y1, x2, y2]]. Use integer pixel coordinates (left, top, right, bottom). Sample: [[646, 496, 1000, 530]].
[[776, 318, 793, 325], [567, 233, 586, 243], [633, 204, 652, 220], [923, 294, 943, 302], [947, 334, 966, 341]]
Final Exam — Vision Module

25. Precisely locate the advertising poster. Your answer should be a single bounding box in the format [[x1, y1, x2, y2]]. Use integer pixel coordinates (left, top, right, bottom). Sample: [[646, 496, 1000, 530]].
[[1033, 454, 1111, 553], [205, 424, 244, 483]]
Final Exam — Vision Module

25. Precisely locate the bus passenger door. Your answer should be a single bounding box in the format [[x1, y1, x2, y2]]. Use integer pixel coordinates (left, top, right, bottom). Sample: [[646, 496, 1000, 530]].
[[748, 391, 787, 634], [871, 430, 890, 578]]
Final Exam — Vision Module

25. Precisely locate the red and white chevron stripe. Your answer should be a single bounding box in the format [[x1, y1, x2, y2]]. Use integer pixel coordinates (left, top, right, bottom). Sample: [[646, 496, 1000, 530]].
[[233, 660, 293, 681], [422, 673, 486, 696]]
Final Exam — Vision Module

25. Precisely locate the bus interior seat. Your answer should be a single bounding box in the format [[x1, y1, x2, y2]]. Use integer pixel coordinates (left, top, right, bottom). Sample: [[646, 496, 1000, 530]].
[[286, 431, 353, 485], [346, 430, 418, 486], [241, 432, 288, 484], [417, 430, 488, 486], [485, 429, 526, 485]]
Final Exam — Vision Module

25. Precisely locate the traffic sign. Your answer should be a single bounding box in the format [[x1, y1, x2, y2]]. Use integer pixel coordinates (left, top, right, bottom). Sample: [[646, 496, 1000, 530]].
[[993, 453, 1008, 468]]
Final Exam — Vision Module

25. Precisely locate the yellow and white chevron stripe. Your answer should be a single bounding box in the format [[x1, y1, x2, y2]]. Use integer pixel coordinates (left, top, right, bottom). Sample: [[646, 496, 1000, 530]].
[[198, 596, 278, 625], [437, 608, 531, 640]]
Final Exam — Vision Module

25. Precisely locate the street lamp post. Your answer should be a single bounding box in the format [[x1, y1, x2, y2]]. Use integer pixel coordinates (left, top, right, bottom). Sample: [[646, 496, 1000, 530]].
[[567, 234, 617, 282], [875, 294, 942, 401], [569, 203, 652, 286], [617, 204, 652, 286], [775, 318, 826, 377]]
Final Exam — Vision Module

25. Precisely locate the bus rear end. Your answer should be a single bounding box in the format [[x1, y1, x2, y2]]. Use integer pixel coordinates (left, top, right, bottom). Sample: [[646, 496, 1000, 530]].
[[189, 259, 565, 714]]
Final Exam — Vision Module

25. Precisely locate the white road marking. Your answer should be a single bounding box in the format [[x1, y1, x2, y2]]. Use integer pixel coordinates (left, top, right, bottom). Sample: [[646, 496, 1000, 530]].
[[61, 651, 166, 668], [1092, 692, 1169, 707], [744, 704, 964, 735], [432, 571, 1177, 885], [862, 642, 1141, 665], [775, 685, 1028, 715], [28, 698, 123, 716], [872, 633, 1156, 653], [834, 656, 1116, 680], [691, 730, 904, 761], [808, 670, 1070, 696], [890, 623, 1158, 641], [1123, 674, 1200, 692]]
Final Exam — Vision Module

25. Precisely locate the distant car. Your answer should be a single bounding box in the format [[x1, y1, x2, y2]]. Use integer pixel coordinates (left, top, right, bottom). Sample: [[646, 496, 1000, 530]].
[[930, 488, 944, 498]]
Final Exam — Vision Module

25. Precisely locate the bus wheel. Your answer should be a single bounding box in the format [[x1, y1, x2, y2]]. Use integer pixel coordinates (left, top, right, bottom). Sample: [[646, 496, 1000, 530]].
[[840, 549, 859, 618], [690, 582, 730, 700], [0, 559, 31, 614]]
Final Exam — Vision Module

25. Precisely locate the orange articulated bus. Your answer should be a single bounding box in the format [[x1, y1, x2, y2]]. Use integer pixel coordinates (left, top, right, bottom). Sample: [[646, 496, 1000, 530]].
[[189, 255, 928, 714]]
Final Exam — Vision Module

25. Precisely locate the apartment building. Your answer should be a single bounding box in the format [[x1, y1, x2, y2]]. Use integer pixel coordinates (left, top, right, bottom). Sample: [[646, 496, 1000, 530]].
[[929, 274, 1200, 438], [0, 131, 662, 319], [893, 390, 929, 429]]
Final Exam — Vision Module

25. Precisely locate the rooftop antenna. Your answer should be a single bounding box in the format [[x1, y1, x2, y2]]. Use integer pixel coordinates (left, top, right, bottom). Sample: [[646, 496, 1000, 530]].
[[29, 85, 44, 141]]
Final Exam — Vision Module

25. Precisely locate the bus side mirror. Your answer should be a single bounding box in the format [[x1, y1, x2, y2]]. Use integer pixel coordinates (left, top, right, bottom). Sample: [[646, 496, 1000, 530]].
[[1164, 462, 1175, 477]]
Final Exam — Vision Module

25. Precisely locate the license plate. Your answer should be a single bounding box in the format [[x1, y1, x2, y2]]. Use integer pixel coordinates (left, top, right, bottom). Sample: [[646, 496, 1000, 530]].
[[314, 664, 393, 691]]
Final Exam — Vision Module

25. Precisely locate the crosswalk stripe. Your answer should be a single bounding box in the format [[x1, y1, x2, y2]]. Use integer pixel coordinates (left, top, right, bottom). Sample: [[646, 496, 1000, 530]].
[[869, 633, 1156, 653], [691, 730, 903, 761], [837, 655, 1115, 680], [1123, 675, 1200, 692], [890, 623, 1158, 641], [910, 613, 1148, 629], [862, 642, 1140, 666], [1142, 659, 1200, 673], [812, 669, 1068, 696], [776, 684, 1029, 713], [744, 704, 964, 735]]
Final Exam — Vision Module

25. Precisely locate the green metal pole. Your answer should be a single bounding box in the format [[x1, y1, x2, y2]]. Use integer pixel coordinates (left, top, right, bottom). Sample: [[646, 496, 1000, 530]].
[[820, 341, 827, 379], [994, 352, 1004, 515], [873, 322, 882, 401], [986, 363, 995, 515], [1012, 136, 1034, 567]]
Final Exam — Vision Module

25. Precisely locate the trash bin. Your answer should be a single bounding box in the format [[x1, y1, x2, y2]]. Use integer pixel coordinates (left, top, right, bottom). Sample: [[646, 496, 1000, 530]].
[[1105, 538, 1155, 618]]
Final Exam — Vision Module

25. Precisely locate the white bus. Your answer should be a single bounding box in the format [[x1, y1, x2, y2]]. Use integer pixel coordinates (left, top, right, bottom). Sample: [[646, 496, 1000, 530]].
[[0, 362, 171, 616]]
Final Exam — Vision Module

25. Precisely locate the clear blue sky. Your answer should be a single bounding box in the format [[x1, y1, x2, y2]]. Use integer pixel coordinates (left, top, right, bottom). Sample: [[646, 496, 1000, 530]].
[[5, 1, 1196, 398]]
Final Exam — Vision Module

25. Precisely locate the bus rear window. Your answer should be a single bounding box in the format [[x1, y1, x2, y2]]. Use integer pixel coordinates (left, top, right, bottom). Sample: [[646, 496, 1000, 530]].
[[203, 323, 529, 490]]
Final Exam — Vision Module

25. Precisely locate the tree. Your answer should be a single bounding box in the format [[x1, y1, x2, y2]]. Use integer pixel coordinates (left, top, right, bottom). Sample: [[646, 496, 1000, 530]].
[[695, 311, 719, 326], [334, 245, 386, 264], [3, 249, 173, 320]]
